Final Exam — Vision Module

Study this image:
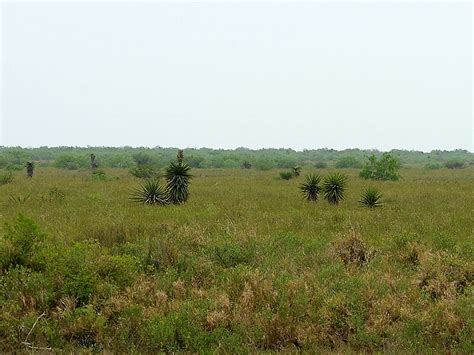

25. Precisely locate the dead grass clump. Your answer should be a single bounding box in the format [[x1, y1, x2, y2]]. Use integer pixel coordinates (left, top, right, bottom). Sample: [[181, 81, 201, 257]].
[[417, 252, 473, 300], [332, 229, 375, 268]]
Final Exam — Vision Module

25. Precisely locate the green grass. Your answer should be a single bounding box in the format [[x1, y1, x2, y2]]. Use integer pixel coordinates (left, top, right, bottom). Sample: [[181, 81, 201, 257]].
[[0, 167, 472, 352]]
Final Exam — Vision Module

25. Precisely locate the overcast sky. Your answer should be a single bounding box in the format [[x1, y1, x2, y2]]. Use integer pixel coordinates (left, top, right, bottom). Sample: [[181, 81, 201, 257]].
[[1, 1, 472, 151]]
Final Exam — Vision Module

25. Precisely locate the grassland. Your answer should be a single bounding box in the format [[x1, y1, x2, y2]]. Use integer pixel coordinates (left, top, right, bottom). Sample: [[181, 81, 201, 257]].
[[0, 167, 473, 352]]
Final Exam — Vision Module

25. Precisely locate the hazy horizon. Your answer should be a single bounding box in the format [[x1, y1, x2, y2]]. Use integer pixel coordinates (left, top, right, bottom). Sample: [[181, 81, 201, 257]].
[[1, 2, 472, 152]]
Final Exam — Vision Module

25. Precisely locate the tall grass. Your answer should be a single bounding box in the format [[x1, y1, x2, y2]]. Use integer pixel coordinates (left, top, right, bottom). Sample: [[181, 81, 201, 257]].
[[0, 167, 472, 352]]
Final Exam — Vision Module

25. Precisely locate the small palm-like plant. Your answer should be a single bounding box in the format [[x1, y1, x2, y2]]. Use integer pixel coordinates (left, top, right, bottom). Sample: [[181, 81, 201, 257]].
[[322, 172, 347, 205], [0, 172, 14, 186], [130, 178, 169, 205], [165, 162, 192, 204], [25, 162, 34, 178], [359, 188, 382, 208], [299, 174, 321, 201], [292, 165, 302, 177]]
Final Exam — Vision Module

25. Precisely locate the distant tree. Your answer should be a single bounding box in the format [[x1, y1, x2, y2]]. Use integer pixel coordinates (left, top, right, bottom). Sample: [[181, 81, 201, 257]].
[[445, 159, 465, 169], [359, 153, 400, 181], [130, 153, 155, 178], [315, 161, 327, 169], [335, 156, 362, 169], [55, 155, 87, 170], [424, 162, 441, 170], [132, 153, 153, 166]]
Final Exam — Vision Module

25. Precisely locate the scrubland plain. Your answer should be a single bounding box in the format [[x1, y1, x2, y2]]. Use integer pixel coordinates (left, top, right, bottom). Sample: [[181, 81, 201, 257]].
[[0, 167, 473, 352]]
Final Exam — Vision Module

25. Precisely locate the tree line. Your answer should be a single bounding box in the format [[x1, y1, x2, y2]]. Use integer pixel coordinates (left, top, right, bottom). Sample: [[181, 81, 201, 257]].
[[0, 146, 471, 171]]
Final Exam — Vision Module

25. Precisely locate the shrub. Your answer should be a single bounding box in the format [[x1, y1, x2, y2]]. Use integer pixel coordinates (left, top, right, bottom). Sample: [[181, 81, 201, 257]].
[[424, 162, 442, 170], [0, 172, 14, 185], [92, 169, 107, 181], [0, 214, 46, 271], [165, 162, 192, 204], [333, 230, 374, 267], [55, 155, 87, 170], [444, 160, 465, 169], [279, 171, 293, 180], [130, 179, 169, 205], [335, 156, 362, 169], [358, 188, 383, 208], [6, 164, 22, 171], [299, 174, 322, 201], [130, 165, 156, 179], [130, 153, 156, 178], [359, 153, 400, 181], [315, 161, 327, 169], [254, 158, 273, 171], [417, 252, 472, 300], [322, 172, 347, 205]]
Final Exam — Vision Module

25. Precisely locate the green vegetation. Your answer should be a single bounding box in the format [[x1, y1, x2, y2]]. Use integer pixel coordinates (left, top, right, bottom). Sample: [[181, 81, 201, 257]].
[[1, 146, 472, 171], [358, 188, 383, 208], [359, 153, 401, 181], [165, 161, 192, 204], [335, 156, 362, 168], [425, 161, 442, 170], [0, 172, 14, 185], [292, 165, 302, 176], [322, 172, 347, 205], [0, 157, 473, 352], [129, 153, 157, 178], [445, 159, 465, 169], [279, 171, 294, 180], [299, 174, 322, 201], [131, 178, 169, 205]]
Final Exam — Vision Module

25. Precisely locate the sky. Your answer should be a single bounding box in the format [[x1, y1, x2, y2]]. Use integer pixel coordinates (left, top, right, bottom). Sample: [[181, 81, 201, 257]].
[[1, 1, 472, 151]]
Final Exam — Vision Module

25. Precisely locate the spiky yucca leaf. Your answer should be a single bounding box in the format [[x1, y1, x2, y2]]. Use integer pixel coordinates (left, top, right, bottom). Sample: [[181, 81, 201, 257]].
[[322, 172, 347, 205], [359, 188, 383, 208], [299, 174, 322, 201], [165, 162, 192, 204], [130, 178, 169, 205]]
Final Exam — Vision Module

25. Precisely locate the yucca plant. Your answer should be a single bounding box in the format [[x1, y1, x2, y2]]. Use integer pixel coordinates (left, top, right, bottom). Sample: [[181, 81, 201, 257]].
[[165, 162, 192, 204], [130, 178, 169, 205], [299, 174, 322, 201], [25, 162, 34, 178], [322, 172, 347, 205], [0, 172, 14, 186], [358, 188, 383, 208], [292, 165, 302, 177]]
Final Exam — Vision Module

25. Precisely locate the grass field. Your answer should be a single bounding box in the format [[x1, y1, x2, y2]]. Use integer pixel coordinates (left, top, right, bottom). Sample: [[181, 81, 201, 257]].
[[1, 167, 473, 352]]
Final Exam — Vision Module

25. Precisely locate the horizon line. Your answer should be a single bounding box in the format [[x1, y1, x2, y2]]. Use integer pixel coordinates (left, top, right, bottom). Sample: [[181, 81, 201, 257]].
[[0, 145, 472, 154]]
